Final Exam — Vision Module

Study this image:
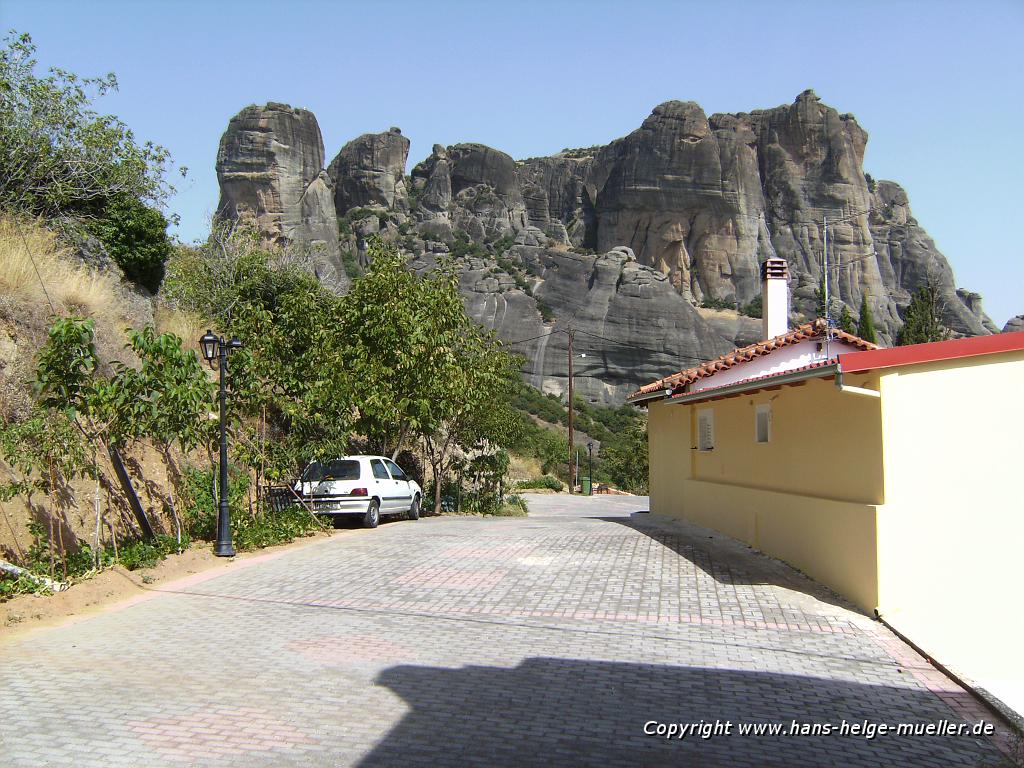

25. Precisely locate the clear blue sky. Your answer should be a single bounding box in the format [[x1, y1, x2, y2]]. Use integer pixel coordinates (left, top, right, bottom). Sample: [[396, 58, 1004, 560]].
[[3, 0, 1022, 326]]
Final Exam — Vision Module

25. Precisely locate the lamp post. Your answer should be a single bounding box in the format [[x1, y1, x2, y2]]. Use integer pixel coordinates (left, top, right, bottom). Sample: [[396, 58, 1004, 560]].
[[199, 330, 243, 558], [587, 441, 594, 496]]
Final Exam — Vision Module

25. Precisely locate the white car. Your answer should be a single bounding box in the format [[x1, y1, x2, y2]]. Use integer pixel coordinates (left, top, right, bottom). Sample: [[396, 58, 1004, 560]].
[[295, 455, 422, 528]]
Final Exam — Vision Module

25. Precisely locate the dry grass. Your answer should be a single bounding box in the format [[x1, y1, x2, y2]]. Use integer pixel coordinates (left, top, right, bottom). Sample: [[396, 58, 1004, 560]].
[[0, 216, 125, 326], [154, 305, 208, 356], [508, 453, 544, 482], [0, 216, 158, 420]]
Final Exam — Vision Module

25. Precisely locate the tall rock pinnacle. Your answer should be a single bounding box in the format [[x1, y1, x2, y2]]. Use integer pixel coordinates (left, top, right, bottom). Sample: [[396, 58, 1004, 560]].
[[216, 103, 347, 290]]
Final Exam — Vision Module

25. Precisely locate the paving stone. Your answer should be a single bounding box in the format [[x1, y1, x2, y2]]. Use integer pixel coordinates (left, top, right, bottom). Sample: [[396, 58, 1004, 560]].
[[0, 494, 1011, 766]]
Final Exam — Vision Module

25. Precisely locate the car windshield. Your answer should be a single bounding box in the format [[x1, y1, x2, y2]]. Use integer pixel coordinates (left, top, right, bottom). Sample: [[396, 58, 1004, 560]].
[[300, 459, 361, 482]]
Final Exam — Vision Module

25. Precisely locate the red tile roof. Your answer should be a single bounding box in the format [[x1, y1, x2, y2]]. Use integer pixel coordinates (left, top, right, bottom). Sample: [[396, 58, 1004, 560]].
[[630, 319, 877, 400], [662, 359, 840, 404], [839, 331, 1024, 373]]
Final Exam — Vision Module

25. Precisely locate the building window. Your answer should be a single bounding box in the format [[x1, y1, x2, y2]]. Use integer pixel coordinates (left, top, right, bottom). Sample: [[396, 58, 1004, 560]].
[[755, 404, 771, 443], [697, 409, 714, 451]]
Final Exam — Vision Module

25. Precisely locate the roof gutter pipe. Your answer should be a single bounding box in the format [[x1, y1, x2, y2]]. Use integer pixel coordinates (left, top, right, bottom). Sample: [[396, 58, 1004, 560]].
[[833, 370, 881, 398]]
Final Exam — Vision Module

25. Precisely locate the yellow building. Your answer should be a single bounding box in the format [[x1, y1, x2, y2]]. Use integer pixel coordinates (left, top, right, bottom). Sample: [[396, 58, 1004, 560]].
[[629, 319, 1024, 712]]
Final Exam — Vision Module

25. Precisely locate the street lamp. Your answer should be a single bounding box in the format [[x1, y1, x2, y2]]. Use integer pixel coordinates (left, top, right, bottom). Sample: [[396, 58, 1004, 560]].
[[199, 330, 243, 557], [587, 441, 594, 496]]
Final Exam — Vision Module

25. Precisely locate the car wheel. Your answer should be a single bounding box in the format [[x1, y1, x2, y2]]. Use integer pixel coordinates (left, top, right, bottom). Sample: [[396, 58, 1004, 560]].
[[363, 500, 380, 529], [407, 495, 420, 521]]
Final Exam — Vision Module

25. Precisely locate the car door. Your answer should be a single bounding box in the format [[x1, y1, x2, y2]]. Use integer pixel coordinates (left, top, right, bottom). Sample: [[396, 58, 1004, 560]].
[[384, 459, 413, 510], [369, 458, 397, 512]]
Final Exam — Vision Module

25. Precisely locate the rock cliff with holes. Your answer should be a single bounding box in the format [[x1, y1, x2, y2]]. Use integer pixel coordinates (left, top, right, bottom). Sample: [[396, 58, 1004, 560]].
[[214, 92, 995, 404]]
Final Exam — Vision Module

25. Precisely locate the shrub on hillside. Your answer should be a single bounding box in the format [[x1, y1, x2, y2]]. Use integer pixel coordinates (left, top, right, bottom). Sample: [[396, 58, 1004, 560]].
[[84, 194, 172, 293]]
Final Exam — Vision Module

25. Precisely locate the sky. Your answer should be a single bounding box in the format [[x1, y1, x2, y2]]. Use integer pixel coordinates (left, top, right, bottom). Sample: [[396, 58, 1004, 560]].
[[2, 0, 1022, 327]]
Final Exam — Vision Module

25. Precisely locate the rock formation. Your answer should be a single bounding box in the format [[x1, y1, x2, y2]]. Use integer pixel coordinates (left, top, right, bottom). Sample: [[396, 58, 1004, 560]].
[[215, 92, 996, 403], [1003, 316, 1024, 334], [514, 90, 993, 342], [413, 242, 734, 404], [216, 103, 346, 289], [327, 127, 410, 214]]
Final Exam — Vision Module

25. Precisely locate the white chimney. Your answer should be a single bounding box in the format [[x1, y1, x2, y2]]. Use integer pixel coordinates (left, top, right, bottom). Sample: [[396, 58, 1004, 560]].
[[760, 258, 790, 339]]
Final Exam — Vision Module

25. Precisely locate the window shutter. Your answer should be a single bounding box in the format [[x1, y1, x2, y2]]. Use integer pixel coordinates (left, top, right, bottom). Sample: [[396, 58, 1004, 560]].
[[698, 410, 714, 451], [755, 405, 771, 443]]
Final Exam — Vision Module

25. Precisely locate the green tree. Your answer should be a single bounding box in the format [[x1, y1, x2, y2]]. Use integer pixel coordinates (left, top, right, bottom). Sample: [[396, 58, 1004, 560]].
[[857, 294, 877, 343], [335, 238, 522, 513], [0, 409, 92, 579], [897, 281, 948, 346], [32, 317, 99, 419], [837, 304, 857, 335], [600, 418, 649, 494], [0, 32, 174, 217], [228, 268, 354, 481], [162, 221, 356, 482], [815, 275, 827, 320], [335, 239, 442, 457], [97, 328, 215, 545]]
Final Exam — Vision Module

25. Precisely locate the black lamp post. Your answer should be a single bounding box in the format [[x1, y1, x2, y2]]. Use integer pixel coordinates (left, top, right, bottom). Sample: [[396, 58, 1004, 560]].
[[199, 330, 243, 558], [587, 441, 594, 496]]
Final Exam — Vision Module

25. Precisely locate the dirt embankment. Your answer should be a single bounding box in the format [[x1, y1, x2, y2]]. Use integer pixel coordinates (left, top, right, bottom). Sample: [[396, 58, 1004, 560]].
[[0, 529, 337, 635]]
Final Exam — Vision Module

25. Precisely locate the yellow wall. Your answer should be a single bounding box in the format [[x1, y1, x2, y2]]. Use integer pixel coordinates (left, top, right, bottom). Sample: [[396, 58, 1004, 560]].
[[648, 399, 691, 517], [683, 480, 879, 610], [648, 374, 884, 610], [647, 350, 1024, 706], [690, 376, 884, 505], [875, 352, 1024, 697]]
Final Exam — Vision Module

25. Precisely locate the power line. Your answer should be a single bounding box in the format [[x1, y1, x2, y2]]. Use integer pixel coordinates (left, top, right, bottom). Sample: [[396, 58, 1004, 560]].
[[503, 330, 563, 345], [573, 328, 711, 364]]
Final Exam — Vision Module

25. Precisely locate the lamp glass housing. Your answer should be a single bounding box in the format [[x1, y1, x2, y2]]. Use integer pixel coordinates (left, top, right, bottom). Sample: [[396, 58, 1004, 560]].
[[199, 330, 219, 362]]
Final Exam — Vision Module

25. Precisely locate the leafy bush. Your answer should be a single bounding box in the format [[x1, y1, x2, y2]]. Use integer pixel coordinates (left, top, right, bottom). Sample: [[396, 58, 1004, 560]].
[[490, 234, 516, 254], [181, 466, 321, 551], [496, 494, 528, 516], [740, 295, 762, 318], [84, 193, 171, 293], [449, 230, 488, 260], [117, 533, 189, 571], [701, 297, 736, 311], [515, 475, 564, 491]]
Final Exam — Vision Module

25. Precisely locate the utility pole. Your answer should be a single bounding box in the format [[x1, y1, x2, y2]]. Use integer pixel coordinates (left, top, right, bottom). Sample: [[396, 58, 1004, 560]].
[[823, 214, 830, 358], [567, 326, 575, 494]]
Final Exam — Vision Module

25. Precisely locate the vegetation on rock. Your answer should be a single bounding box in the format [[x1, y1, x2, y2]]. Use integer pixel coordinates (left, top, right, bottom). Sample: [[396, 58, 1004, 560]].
[[857, 295, 877, 343], [897, 281, 948, 346]]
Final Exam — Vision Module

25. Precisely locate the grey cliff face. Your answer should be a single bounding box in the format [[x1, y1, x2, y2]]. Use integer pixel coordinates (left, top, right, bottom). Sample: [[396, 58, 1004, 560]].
[[590, 100, 771, 305], [414, 243, 734, 405], [1002, 316, 1024, 334], [215, 92, 996, 404], [514, 90, 993, 341], [216, 103, 346, 290], [328, 127, 410, 213]]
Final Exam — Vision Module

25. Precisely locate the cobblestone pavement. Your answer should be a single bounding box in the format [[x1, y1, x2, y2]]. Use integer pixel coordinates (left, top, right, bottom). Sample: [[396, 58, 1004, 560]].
[[0, 495, 1014, 767]]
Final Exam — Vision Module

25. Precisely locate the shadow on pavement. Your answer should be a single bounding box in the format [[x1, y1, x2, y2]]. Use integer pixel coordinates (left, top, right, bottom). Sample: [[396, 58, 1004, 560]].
[[595, 515, 858, 614], [357, 657, 1007, 768]]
